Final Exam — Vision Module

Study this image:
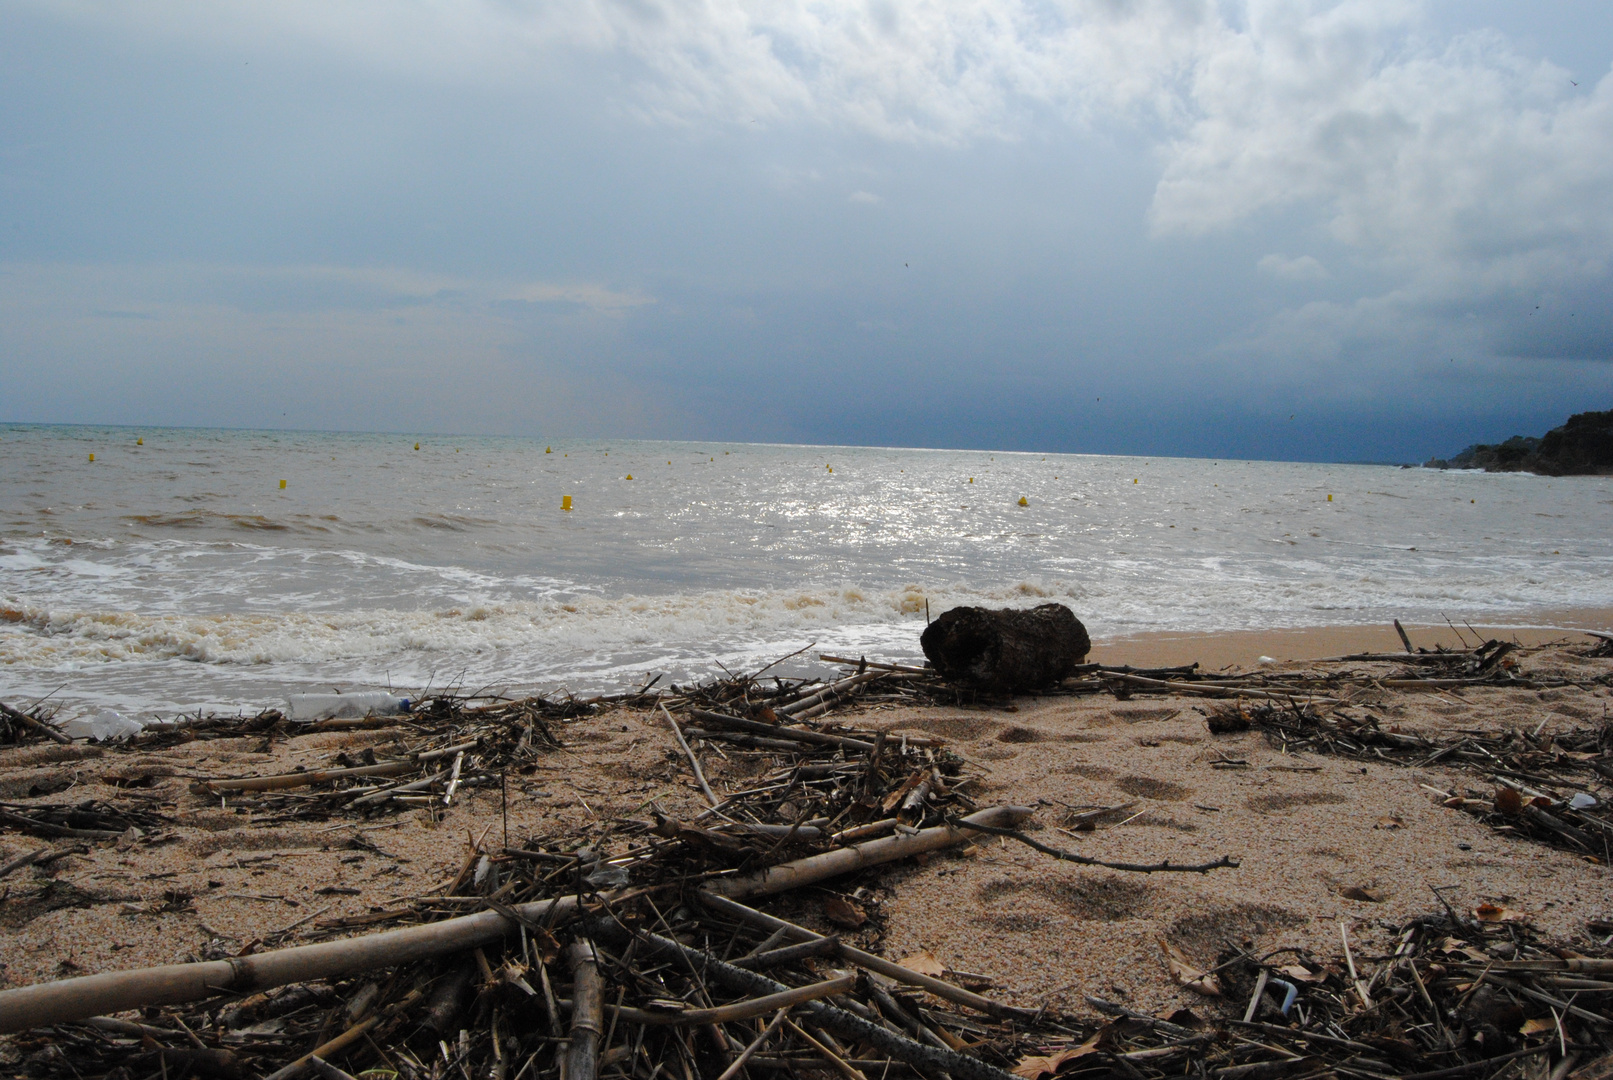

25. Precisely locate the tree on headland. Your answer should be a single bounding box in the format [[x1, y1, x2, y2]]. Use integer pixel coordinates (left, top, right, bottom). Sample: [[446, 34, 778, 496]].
[[1425, 408, 1613, 476]]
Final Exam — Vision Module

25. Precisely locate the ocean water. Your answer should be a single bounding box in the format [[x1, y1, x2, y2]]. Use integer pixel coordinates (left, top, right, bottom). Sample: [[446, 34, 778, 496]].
[[3, 423, 1611, 719]]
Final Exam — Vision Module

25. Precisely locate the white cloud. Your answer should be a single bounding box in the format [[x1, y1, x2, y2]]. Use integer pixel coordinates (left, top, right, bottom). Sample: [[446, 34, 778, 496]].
[[23, 0, 1613, 366], [1258, 254, 1329, 280]]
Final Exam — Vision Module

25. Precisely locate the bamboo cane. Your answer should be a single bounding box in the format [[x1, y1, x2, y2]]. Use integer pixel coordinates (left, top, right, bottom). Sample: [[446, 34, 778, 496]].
[[703, 804, 1031, 898], [0, 893, 586, 1034], [563, 940, 603, 1080]]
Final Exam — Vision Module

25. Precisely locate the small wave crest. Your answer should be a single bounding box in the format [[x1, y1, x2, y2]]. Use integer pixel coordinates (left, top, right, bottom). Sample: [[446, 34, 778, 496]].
[[0, 580, 1078, 673]]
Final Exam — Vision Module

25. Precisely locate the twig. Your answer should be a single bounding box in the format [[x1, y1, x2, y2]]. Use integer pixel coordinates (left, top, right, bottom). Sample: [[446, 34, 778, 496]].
[[661, 704, 718, 809], [713, 1007, 792, 1080], [945, 816, 1239, 874]]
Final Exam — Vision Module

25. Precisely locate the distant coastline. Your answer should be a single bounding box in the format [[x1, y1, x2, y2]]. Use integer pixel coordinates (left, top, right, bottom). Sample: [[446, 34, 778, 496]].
[[1424, 407, 1613, 476]]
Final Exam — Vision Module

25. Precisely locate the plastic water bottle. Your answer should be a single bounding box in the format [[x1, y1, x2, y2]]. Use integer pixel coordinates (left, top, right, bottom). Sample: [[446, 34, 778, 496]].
[[285, 691, 411, 722]]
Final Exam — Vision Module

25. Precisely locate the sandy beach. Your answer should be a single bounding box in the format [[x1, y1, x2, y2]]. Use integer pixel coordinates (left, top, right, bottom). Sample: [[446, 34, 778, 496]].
[[3, 620, 1609, 1036]]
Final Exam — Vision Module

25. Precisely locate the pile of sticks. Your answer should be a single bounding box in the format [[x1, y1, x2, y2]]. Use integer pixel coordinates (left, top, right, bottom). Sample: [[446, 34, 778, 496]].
[[1222, 699, 1613, 861]]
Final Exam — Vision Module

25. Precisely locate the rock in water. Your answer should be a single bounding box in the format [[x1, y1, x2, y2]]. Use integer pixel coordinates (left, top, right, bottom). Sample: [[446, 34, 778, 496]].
[[920, 604, 1090, 691]]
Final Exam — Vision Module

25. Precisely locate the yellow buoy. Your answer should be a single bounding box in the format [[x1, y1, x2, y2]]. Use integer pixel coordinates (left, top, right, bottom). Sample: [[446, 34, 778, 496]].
[[279, 479, 287, 490], [1471, 498, 1475, 503], [562, 495, 573, 511], [668, 461, 672, 465], [1018, 496, 1029, 506], [1133, 478, 1138, 484], [414, 442, 420, 451], [827, 466, 833, 473], [1327, 494, 1332, 501], [546, 447, 552, 453], [88, 453, 94, 462], [136, 437, 142, 446], [625, 474, 633, 480], [969, 477, 973, 483]]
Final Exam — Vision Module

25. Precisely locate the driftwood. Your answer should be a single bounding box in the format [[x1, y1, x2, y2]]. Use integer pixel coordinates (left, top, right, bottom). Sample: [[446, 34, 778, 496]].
[[562, 941, 603, 1080], [920, 603, 1090, 691], [0, 804, 1031, 1033], [0, 894, 583, 1034], [588, 918, 1022, 1080], [701, 804, 1031, 898]]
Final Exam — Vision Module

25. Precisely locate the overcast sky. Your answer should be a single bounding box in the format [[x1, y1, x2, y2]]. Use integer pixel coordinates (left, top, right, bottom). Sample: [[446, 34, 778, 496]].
[[3, 0, 1611, 461]]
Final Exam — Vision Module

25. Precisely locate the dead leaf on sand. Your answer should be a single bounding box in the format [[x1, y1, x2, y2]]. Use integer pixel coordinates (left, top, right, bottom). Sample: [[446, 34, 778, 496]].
[[1338, 885, 1386, 903], [1520, 1017, 1558, 1037], [1279, 964, 1326, 984], [1012, 1026, 1113, 1080], [1495, 787, 1524, 815], [1474, 902, 1530, 924], [1158, 937, 1222, 997], [1374, 815, 1405, 830], [897, 950, 946, 978], [823, 895, 868, 929]]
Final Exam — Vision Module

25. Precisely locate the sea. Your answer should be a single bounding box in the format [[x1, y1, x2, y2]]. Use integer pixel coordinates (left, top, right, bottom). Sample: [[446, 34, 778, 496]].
[[3, 423, 1611, 720]]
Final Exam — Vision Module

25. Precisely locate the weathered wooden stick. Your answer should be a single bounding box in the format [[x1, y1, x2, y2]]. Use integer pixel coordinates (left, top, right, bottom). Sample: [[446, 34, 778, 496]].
[[818, 655, 930, 675], [661, 704, 718, 807], [196, 760, 415, 795], [346, 768, 450, 807], [1100, 672, 1342, 703], [0, 810, 124, 840], [703, 805, 1031, 898], [308, 1056, 361, 1080], [261, 988, 421, 1080], [687, 709, 878, 752], [778, 671, 883, 716], [0, 844, 87, 880], [563, 940, 604, 1080], [0, 702, 72, 745], [730, 937, 843, 970], [0, 893, 586, 1034], [560, 975, 854, 1025], [713, 1007, 793, 1080], [696, 893, 1036, 1021]]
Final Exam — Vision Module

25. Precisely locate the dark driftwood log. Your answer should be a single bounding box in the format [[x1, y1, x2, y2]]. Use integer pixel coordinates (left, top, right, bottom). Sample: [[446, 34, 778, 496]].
[[920, 604, 1090, 691]]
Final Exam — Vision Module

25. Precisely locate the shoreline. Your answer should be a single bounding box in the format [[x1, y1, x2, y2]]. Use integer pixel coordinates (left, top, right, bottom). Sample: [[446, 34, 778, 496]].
[[1090, 606, 1613, 672]]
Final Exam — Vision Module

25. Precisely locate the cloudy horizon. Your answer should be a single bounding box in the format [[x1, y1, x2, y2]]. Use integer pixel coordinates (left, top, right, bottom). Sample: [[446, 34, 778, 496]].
[[3, 0, 1611, 462]]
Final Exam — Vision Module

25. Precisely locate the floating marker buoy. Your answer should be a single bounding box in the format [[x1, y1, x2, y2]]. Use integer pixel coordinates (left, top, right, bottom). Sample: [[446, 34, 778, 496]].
[[562, 495, 573, 511], [1133, 478, 1138, 484], [88, 453, 94, 462], [414, 442, 420, 451], [668, 461, 672, 465], [625, 474, 633, 480], [546, 447, 552, 453], [1327, 494, 1332, 501], [136, 437, 142, 446], [827, 466, 833, 473], [1018, 496, 1029, 506], [1471, 498, 1475, 503], [969, 477, 974, 483], [279, 479, 287, 490]]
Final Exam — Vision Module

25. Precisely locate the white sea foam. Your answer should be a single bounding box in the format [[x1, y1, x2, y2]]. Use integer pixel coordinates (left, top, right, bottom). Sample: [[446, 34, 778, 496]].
[[3, 424, 1611, 715]]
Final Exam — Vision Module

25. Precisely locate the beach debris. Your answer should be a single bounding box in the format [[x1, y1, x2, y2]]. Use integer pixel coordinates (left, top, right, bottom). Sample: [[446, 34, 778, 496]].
[[3, 640, 1610, 1080], [1159, 937, 1223, 996], [920, 604, 1091, 691], [284, 692, 411, 722], [57, 710, 144, 742]]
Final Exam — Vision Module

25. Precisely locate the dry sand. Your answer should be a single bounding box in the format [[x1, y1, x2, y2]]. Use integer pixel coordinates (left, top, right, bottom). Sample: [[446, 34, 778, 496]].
[[1, 623, 1609, 1028]]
